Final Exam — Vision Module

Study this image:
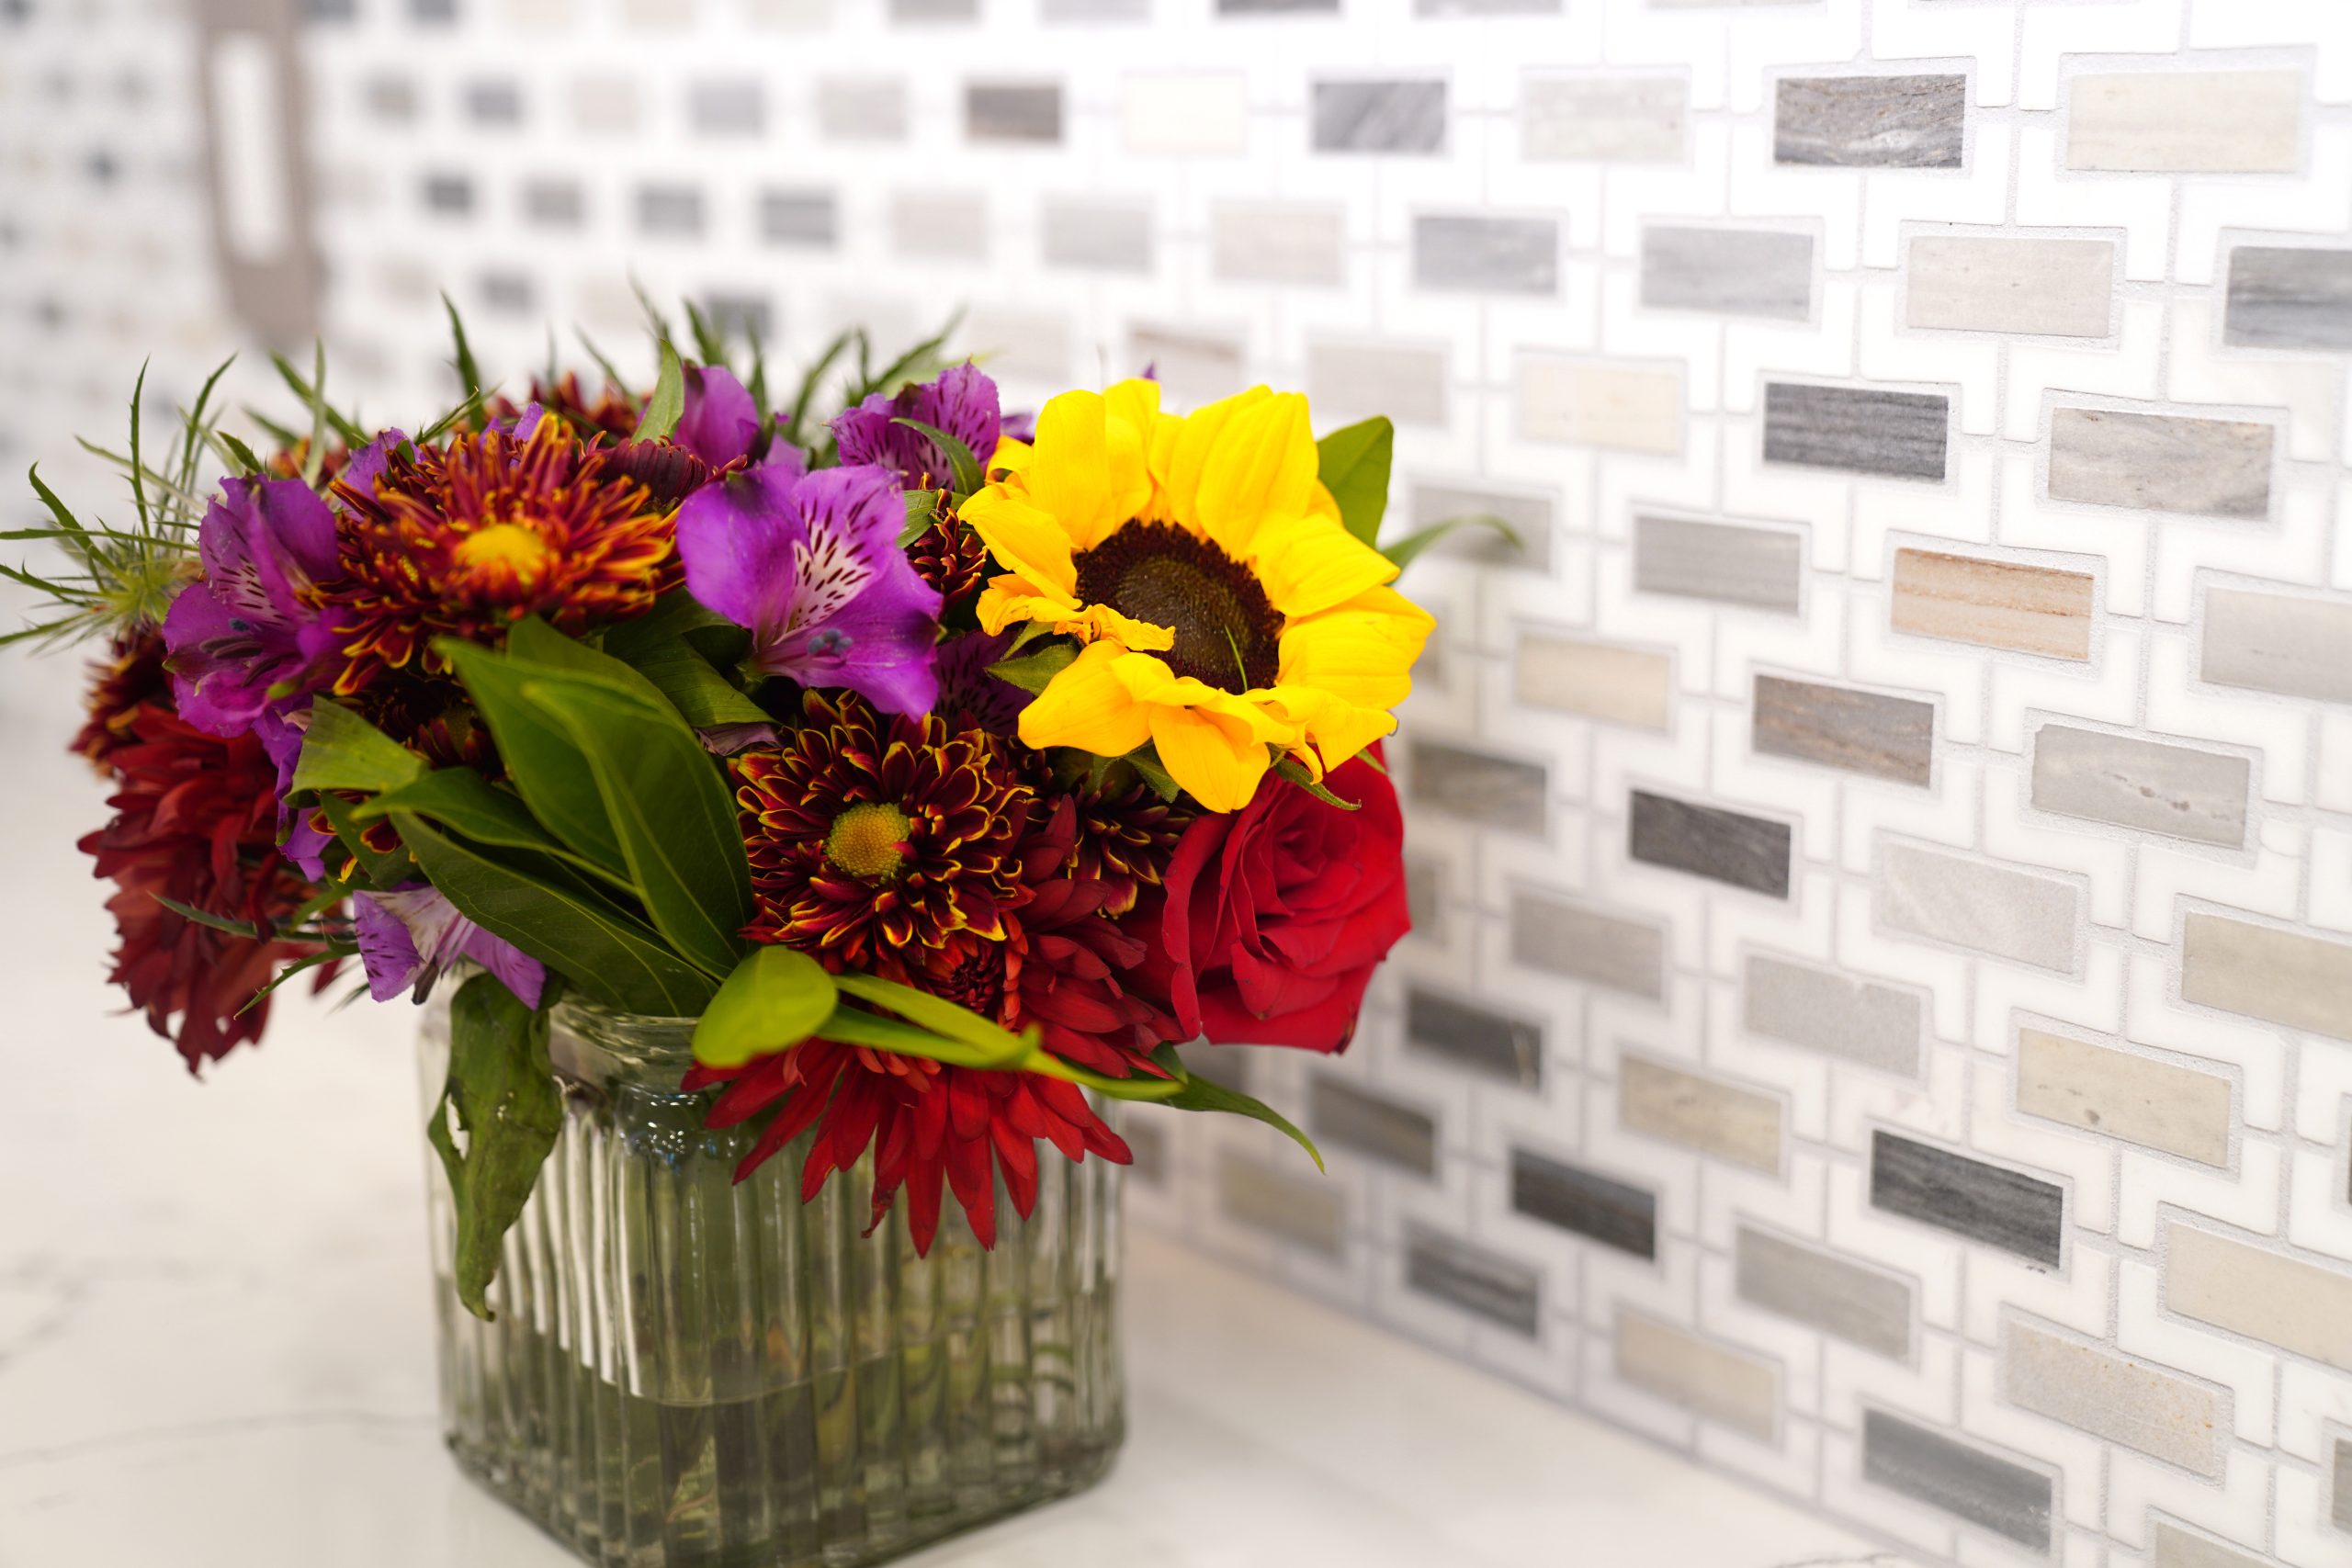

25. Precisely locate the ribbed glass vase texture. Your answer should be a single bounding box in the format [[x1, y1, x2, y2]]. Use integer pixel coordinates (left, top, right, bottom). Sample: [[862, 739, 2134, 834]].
[[417, 995, 1126, 1567]]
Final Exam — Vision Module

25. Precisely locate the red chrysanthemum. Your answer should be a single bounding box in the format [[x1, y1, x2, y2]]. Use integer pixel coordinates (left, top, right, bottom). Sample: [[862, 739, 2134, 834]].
[[1057, 779, 1191, 919], [75, 633, 330, 1070], [908, 516, 990, 623], [322, 417, 676, 695], [488, 372, 644, 444]]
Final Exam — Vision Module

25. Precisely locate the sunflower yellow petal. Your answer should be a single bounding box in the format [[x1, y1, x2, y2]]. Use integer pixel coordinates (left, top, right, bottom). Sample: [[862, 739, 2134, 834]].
[[986, 434, 1034, 482], [1102, 378, 1163, 525], [1147, 705, 1274, 814], [962, 490, 1078, 598], [1247, 511, 1399, 620], [976, 579, 1080, 637], [1275, 588, 1434, 710], [1192, 391, 1317, 552], [1018, 640, 1153, 757], [1082, 603, 1176, 652], [1157, 387, 1268, 539], [1264, 686, 1397, 774]]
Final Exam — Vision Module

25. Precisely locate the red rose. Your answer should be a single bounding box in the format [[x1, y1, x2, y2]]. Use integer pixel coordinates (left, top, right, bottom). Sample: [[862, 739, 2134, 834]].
[[1139, 750, 1410, 1052]]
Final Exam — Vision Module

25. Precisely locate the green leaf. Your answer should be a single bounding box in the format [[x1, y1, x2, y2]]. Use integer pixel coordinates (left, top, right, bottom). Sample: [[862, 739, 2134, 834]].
[[899, 489, 940, 547], [1272, 755, 1360, 811], [392, 811, 717, 1016], [1316, 415, 1394, 550], [1378, 511, 1523, 573], [442, 292, 484, 408], [1125, 744, 1181, 802], [1159, 1054, 1325, 1172], [522, 674, 753, 979], [356, 767, 635, 895], [833, 973, 1033, 1066], [691, 946, 839, 1069], [812, 1005, 1021, 1071], [436, 642, 627, 876], [503, 615, 674, 709], [634, 340, 685, 443], [601, 594, 769, 728], [784, 329, 855, 446], [289, 699, 427, 795], [214, 431, 265, 478], [152, 893, 262, 939], [890, 417, 984, 497], [988, 642, 1077, 694], [430, 971, 564, 1320]]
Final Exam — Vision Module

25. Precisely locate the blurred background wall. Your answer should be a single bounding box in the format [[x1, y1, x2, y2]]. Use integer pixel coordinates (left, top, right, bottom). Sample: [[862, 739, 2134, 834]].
[[9, 3, 2352, 1566]]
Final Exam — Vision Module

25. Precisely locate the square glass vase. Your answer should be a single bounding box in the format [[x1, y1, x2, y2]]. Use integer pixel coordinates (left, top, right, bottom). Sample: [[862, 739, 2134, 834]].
[[418, 995, 1126, 1567]]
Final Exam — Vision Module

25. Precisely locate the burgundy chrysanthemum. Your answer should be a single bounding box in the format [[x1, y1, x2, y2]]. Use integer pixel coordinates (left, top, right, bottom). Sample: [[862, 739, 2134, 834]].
[[907, 516, 990, 624]]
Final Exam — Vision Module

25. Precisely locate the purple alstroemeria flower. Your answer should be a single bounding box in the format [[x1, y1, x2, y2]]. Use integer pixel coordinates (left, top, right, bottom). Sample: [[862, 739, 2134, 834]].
[[675, 364, 765, 468], [162, 476, 340, 739], [831, 362, 1001, 491], [674, 463, 944, 717], [355, 884, 546, 1009]]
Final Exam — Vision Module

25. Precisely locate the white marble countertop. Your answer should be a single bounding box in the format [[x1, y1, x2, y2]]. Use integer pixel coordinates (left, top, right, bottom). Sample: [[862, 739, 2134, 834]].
[[0, 663, 1908, 1568]]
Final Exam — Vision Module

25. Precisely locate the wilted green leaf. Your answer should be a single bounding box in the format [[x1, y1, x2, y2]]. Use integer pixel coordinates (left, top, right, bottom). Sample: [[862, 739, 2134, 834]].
[[430, 971, 563, 1320]]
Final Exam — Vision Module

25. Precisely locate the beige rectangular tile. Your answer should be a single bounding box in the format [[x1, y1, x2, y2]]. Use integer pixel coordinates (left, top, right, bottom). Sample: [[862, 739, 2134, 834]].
[[1519, 359, 1682, 455], [1736, 1225, 1913, 1360], [1619, 1055, 1781, 1173], [2001, 1318, 2224, 1478], [2067, 69, 2302, 174], [2181, 911, 2352, 1041], [2016, 1028, 2232, 1166], [1890, 547, 2095, 660], [1307, 342, 1447, 428], [1906, 236, 2116, 337], [1515, 634, 1671, 729], [1614, 1310, 1777, 1440], [1521, 74, 1685, 164], [1211, 201, 1343, 286], [1218, 1152, 1344, 1256], [1878, 840, 2080, 973], [2202, 587, 2352, 703], [2165, 1223, 2352, 1372], [2152, 1522, 2267, 1568]]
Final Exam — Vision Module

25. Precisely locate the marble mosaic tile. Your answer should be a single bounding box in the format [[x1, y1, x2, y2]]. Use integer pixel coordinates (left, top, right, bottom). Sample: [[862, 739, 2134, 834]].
[[1408, 739, 1547, 836], [1619, 1055, 1782, 1172], [1628, 790, 1792, 899], [1212, 202, 1344, 285], [1871, 1132, 2064, 1269], [1614, 1311, 1777, 1440], [2030, 725, 2248, 847], [1310, 79, 1444, 155], [1407, 988, 1544, 1091], [1632, 514, 1803, 615], [2164, 1224, 2352, 1372], [1515, 634, 1671, 729], [2001, 1318, 2224, 1478], [1308, 1077, 1437, 1176], [1307, 342, 1446, 426], [1878, 840, 2079, 972], [1410, 482, 1551, 571], [1774, 74, 1966, 169], [1751, 673, 1933, 785], [1040, 197, 1152, 271], [1906, 235, 2114, 338], [964, 82, 1060, 143], [2223, 246, 2352, 351], [2047, 407, 2273, 520], [1741, 954, 1923, 1077], [2180, 911, 2352, 1041], [2200, 587, 2352, 703], [816, 76, 905, 141], [2067, 69, 2302, 173], [1519, 360, 1682, 454], [1218, 1151, 1344, 1256], [2014, 1028, 2231, 1166], [1510, 1148, 1655, 1258], [1861, 1409, 2052, 1552], [758, 189, 835, 247], [1403, 1225, 1542, 1337], [1640, 225, 1812, 321], [2151, 1522, 2268, 1568], [1889, 547, 2095, 660], [1736, 1226, 1912, 1360], [1521, 74, 1684, 163], [1412, 214, 1557, 295], [1508, 891, 1665, 999], [1761, 382, 1949, 481]]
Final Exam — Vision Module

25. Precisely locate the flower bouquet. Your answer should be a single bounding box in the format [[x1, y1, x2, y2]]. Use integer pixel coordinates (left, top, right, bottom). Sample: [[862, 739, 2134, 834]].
[[7, 310, 1442, 1565]]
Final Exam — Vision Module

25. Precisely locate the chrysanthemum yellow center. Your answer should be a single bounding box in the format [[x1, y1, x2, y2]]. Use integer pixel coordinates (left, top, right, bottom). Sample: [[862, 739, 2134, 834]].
[[1072, 520, 1283, 693], [451, 522, 557, 587], [826, 802, 912, 880]]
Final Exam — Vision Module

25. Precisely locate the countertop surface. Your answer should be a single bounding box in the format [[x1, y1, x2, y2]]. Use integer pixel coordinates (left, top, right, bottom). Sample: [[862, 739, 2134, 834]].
[[0, 661, 1910, 1568]]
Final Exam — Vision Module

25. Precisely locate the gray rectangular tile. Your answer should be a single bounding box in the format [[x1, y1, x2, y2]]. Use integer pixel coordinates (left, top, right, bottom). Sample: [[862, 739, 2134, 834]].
[[1633, 514, 1803, 615], [2068, 69, 2303, 174], [1213, 202, 1344, 286], [464, 78, 522, 125], [1222, 0, 1338, 12], [1416, 0, 1554, 16], [2225, 246, 2352, 350], [1308, 1077, 1436, 1177], [2334, 1438, 2350, 1532], [892, 190, 987, 260], [1891, 547, 2095, 660], [1736, 1226, 1912, 1359], [1403, 1225, 1542, 1337], [1510, 891, 1665, 998], [423, 173, 473, 214], [1871, 1131, 2064, 1268], [1620, 1055, 1782, 1172], [1763, 381, 1950, 481], [1510, 1149, 1655, 1258], [1312, 79, 1445, 154], [1776, 74, 1967, 169], [1906, 235, 2114, 338], [1307, 342, 1446, 427], [1878, 840, 2079, 972], [634, 182, 703, 237], [2165, 1222, 2352, 1372], [1516, 634, 1670, 729], [1407, 988, 1543, 1090], [1408, 739, 1547, 836], [1413, 215, 1557, 296], [962, 307, 1072, 385], [2030, 725, 2248, 847], [2002, 1318, 2224, 1477], [1403, 852, 1443, 942], [2181, 911, 2352, 1041], [1218, 1151, 1343, 1255], [818, 75, 907, 142], [2016, 1028, 2232, 1166], [2049, 407, 2274, 519], [522, 177, 582, 228], [1041, 197, 1152, 272], [1641, 226, 1813, 321], [891, 0, 975, 17], [1743, 954, 1923, 1077], [2202, 587, 2352, 703], [2153, 1522, 2269, 1568], [688, 76, 764, 135], [1615, 1312, 1777, 1440], [1411, 482, 1551, 571], [1042, 0, 1150, 19], [965, 83, 1061, 143], [1753, 673, 1933, 785], [759, 188, 836, 247], [1521, 74, 1684, 163], [1628, 791, 1792, 899], [1861, 1408, 2052, 1551]]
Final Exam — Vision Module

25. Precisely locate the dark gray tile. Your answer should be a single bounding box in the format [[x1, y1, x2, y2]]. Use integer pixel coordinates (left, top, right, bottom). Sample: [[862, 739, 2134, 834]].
[[1408, 739, 1548, 835], [1510, 891, 1666, 998], [1309, 1077, 1436, 1176], [2049, 408, 2273, 519], [1042, 198, 1152, 272], [635, 183, 704, 237], [689, 77, 764, 136], [1763, 381, 1950, 481], [2202, 587, 2352, 703], [1312, 80, 1445, 154], [479, 271, 532, 313], [1405, 987, 1543, 1090], [1629, 791, 1792, 899], [1776, 74, 1967, 169], [1410, 482, 1551, 570], [1219, 1151, 1343, 1254], [1641, 226, 1814, 321], [1754, 673, 1933, 785], [422, 173, 472, 214], [760, 189, 836, 247], [2030, 725, 2249, 847], [1510, 1149, 1656, 1258], [1403, 1225, 1542, 1337], [1413, 215, 1558, 296], [1736, 1226, 1912, 1359], [1871, 1131, 2064, 1268], [1633, 514, 1804, 614], [1862, 1408, 2052, 1551], [965, 83, 1061, 143], [521, 177, 582, 228], [2224, 247, 2352, 351], [1743, 954, 1923, 1077]]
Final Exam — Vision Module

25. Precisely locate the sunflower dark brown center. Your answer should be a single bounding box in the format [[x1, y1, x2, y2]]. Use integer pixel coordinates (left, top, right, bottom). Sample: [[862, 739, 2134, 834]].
[[1071, 520, 1283, 693]]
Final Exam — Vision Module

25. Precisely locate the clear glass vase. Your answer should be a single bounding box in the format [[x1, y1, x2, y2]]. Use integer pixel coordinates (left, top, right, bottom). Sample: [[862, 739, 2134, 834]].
[[417, 995, 1126, 1567]]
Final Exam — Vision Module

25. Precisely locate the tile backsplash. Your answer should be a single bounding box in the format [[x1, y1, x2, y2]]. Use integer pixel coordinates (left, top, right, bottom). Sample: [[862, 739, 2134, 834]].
[[9, 0, 2352, 1564]]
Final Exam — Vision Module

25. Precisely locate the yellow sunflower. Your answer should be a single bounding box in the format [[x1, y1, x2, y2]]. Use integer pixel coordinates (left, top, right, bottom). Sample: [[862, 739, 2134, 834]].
[[960, 379, 1434, 812]]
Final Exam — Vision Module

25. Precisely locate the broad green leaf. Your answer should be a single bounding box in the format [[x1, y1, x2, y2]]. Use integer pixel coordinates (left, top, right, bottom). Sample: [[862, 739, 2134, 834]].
[[692, 946, 839, 1069], [988, 642, 1077, 694], [431, 971, 563, 1320], [392, 811, 717, 1016], [437, 641, 626, 876], [634, 340, 685, 442], [1125, 744, 1180, 803], [523, 675, 753, 980], [289, 698, 427, 795], [890, 417, 984, 496], [1377, 511, 1523, 574], [1159, 1054, 1325, 1172], [814, 1005, 1017, 1071], [1272, 755, 1360, 812], [1019, 1052, 1189, 1102], [899, 489, 939, 547], [1316, 415, 1394, 550], [503, 615, 676, 708], [601, 594, 766, 726], [357, 768, 636, 896], [834, 973, 1032, 1066]]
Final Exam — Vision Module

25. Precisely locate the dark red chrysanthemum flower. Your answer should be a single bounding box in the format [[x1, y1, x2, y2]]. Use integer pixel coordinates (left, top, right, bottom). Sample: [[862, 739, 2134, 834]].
[[1057, 779, 1190, 919], [907, 516, 989, 624], [74, 632, 170, 765], [488, 373, 644, 444]]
